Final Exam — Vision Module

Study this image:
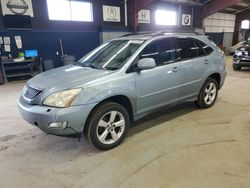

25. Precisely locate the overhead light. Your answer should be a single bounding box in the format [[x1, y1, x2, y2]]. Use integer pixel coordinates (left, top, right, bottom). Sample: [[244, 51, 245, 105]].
[[241, 20, 250, 29], [155, 10, 177, 26]]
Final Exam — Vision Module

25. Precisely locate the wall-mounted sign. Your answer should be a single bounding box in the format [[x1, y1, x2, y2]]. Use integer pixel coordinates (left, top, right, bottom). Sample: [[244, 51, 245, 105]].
[[1, 0, 34, 17], [182, 14, 191, 26], [103, 5, 120, 22], [15, 36, 22, 49], [3, 37, 11, 45], [138, 10, 150, 24]]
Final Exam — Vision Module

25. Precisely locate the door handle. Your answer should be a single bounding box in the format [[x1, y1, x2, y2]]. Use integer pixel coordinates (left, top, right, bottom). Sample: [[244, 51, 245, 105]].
[[204, 60, 209, 64], [172, 66, 179, 73]]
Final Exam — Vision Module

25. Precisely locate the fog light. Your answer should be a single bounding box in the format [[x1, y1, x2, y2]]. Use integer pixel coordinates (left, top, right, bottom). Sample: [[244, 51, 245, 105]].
[[48, 122, 67, 129]]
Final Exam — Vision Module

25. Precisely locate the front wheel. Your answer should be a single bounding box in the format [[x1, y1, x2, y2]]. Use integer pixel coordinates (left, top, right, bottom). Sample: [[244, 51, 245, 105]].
[[196, 78, 218, 109], [85, 102, 130, 150]]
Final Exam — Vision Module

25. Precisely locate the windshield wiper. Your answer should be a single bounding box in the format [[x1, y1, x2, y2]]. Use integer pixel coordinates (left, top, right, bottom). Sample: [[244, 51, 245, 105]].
[[79, 63, 100, 69], [104, 67, 118, 70]]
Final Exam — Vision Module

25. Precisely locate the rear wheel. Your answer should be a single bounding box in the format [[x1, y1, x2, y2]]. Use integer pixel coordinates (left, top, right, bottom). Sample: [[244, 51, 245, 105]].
[[85, 102, 129, 150], [196, 78, 218, 109], [233, 64, 241, 71]]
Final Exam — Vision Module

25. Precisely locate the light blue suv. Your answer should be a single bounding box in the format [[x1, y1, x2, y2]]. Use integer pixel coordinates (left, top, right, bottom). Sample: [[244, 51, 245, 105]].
[[18, 32, 227, 150]]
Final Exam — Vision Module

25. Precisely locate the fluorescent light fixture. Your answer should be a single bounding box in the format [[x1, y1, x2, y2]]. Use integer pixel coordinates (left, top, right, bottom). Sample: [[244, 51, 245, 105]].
[[71, 2, 93, 22], [155, 10, 177, 26], [47, 0, 71, 21], [241, 20, 250, 29], [47, 0, 93, 22]]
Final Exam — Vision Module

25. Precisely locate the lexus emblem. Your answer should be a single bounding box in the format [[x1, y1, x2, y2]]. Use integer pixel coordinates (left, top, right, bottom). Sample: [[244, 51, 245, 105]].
[[6, 0, 29, 15]]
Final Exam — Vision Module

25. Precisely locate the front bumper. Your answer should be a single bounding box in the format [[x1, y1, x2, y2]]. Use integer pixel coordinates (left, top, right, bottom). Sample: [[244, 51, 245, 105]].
[[233, 56, 250, 67], [18, 96, 97, 136]]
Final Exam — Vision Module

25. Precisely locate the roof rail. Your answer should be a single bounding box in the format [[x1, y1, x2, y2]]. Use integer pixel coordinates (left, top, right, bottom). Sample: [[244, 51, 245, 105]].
[[122, 32, 153, 37], [121, 30, 201, 38], [152, 30, 200, 36]]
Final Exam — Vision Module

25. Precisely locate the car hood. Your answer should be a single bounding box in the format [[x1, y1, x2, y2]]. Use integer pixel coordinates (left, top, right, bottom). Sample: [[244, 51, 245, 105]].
[[237, 45, 250, 51], [28, 65, 115, 90]]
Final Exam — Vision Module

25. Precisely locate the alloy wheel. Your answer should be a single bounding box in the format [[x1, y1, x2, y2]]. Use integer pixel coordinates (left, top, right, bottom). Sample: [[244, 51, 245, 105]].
[[204, 82, 217, 105], [96, 111, 125, 145]]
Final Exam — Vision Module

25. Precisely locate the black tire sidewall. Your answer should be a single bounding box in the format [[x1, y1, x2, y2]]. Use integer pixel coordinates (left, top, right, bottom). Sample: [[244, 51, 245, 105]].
[[87, 102, 130, 150], [233, 64, 241, 70]]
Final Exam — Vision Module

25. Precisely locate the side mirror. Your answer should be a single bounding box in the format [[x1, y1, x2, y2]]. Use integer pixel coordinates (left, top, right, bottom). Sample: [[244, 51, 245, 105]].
[[137, 58, 156, 71]]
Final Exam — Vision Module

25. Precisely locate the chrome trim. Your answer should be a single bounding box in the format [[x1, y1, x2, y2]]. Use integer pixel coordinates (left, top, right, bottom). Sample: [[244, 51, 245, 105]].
[[22, 84, 43, 102]]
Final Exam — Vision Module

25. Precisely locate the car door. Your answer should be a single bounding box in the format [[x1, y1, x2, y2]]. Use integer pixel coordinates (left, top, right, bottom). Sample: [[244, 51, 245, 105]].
[[135, 38, 182, 115], [173, 37, 209, 99]]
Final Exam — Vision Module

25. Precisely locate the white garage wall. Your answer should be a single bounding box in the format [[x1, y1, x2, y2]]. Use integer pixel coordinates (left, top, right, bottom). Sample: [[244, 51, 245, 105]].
[[203, 13, 236, 33], [223, 32, 234, 48]]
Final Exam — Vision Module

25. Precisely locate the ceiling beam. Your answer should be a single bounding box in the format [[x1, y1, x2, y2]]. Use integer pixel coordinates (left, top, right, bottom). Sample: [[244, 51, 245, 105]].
[[193, 0, 241, 27], [201, 0, 242, 18], [136, 0, 156, 11]]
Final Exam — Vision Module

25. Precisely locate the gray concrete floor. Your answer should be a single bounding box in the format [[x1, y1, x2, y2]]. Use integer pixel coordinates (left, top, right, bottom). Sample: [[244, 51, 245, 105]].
[[1, 56, 250, 188]]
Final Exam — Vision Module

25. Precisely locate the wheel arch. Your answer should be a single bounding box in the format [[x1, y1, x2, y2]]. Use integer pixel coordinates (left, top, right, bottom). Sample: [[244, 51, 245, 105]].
[[208, 73, 221, 87], [83, 95, 134, 134]]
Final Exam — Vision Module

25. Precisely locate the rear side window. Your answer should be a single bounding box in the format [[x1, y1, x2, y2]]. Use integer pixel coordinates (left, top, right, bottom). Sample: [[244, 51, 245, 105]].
[[198, 40, 214, 55], [194, 39, 206, 57], [140, 38, 176, 66], [174, 38, 197, 60]]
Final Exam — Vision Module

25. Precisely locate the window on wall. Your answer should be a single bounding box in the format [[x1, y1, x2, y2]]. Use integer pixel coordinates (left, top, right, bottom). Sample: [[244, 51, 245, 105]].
[[241, 20, 250, 29], [155, 10, 177, 26], [47, 0, 93, 22]]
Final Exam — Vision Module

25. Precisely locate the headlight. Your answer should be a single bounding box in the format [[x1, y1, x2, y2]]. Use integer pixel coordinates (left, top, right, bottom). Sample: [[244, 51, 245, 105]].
[[43, 88, 82, 108]]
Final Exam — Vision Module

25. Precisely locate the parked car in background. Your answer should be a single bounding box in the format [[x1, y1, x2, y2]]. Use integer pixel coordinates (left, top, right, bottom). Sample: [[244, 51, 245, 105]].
[[233, 38, 250, 70], [228, 41, 245, 55], [18, 32, 227, 150]]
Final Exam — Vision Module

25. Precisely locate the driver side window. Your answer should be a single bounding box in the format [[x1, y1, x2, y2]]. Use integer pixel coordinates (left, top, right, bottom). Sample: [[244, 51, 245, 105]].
[[140, 38, 176, 66]]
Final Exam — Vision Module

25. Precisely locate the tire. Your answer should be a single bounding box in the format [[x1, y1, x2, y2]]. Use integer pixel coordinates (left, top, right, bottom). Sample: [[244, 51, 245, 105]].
[[196, 78, 218, 109], [233, 64, 241, 71], [85, 102, 130, 150]]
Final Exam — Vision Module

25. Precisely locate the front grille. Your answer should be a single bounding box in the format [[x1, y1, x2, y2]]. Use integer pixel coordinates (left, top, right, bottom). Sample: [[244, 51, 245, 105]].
[[241, 59, 250, 63], [23, 85, 42, 100]]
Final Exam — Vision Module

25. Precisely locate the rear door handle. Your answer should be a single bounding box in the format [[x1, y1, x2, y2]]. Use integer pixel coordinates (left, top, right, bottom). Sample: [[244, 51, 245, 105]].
[[204, 60, 209, 64], [172, 66, 179, 73]]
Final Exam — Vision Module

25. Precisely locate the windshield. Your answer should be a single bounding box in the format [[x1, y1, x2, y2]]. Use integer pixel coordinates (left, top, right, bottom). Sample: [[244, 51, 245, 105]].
[[75, 40, 144, 70]]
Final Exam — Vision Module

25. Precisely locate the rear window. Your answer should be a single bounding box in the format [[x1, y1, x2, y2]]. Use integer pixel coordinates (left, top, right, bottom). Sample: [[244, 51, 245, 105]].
[[174, 38, 197, 60], [194, 39, 206, 57], [198, 40, 214, 55], [207, 36, 220, 50]]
